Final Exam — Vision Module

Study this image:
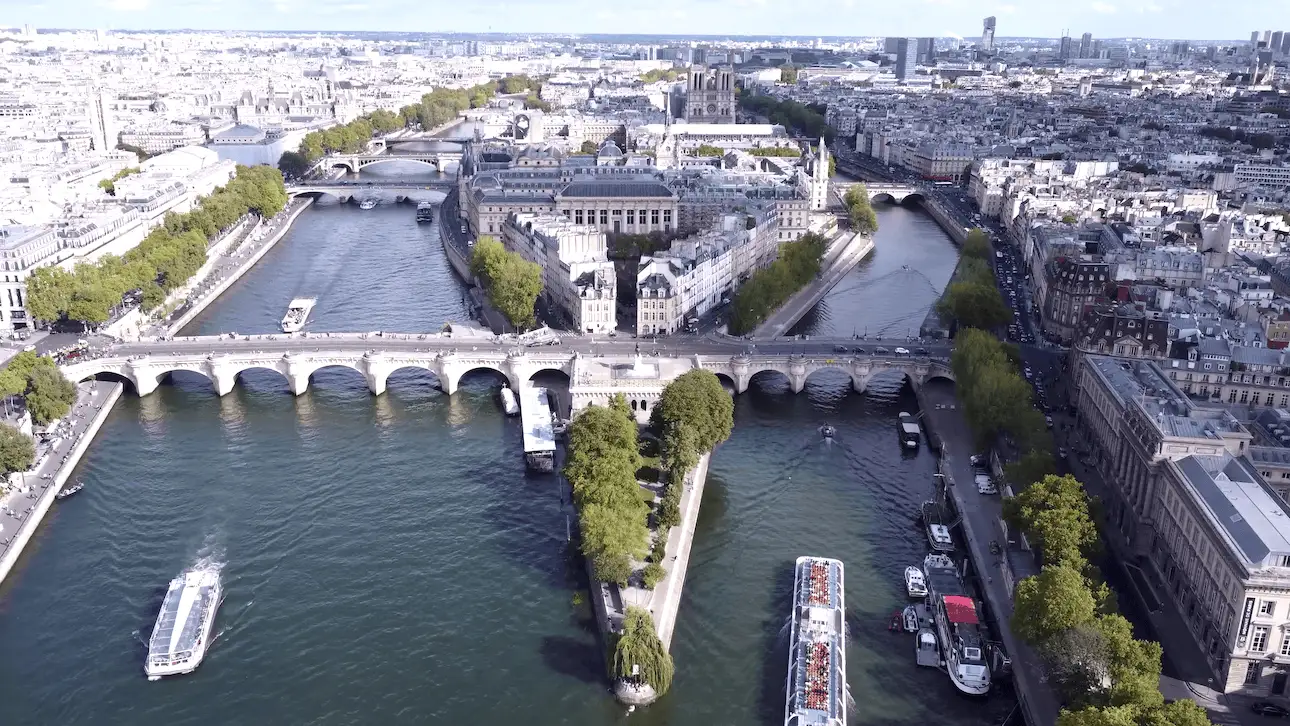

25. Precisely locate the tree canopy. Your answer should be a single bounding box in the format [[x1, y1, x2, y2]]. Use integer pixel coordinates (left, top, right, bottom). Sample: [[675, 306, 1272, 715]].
[[25, 364, 76, 425], [469, 236, 543, 331], [1013, 564, 1098, 645], [565, 399, 649, 586], [950, 328, 1048, 451], [729, 232, 828, 335], [736, 91, 834, 143], [27, 165, 287, 326], [842, 186, 879, 235], [0, 422, 34, 476], [651, 370, 734, 456], [1005, 474, 1097, 568], [612, 606, 674, 695]]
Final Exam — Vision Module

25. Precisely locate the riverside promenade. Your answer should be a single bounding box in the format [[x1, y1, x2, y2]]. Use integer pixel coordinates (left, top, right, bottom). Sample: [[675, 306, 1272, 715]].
[[0, 381, 123, 584], [752, 231, 875, 339]]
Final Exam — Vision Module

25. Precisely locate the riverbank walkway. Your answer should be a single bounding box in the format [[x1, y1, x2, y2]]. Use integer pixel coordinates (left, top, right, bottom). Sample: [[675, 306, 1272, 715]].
[[752, 231, 875, 339], [918, 379, 1059, 726]]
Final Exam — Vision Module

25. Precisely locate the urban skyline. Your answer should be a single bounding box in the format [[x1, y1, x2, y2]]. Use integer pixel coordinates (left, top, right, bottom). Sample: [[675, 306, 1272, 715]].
[[7, 0, 1283, 41]]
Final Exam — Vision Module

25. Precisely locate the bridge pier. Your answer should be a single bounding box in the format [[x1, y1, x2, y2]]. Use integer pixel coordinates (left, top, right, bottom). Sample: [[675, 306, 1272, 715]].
[[362, 353, 391, 396], [788, 358, 807, 394]]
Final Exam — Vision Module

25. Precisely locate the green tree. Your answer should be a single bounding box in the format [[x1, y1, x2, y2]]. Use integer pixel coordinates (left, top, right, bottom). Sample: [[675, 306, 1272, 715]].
[[661, 420, 700, 485], [642, 561, 665, 589], [612, 606, 674, 695], [1005, 449, 1057, 489], [489, 255, 542, 331], [1041, 625, 1113, 708], [938, 281, 1011, 330], [780, 64, 799, 84], [651, 370, 733, 455], [25, 365, 76, 425], [694, 143, 724, 157], [843, 186, 879, 234], [1006, 474, 1096, 568], [728, 232, 827, 334], [579, 140, 598, 154], [0, 422, 34, 475], [962, 229, 992, 259], [1056, 706, 1141, 726], [1095, 614, 1165, 710], [1140, 699, 1212, 726], [1012, 564, 1097, 646], [24, 266, 75, 324]]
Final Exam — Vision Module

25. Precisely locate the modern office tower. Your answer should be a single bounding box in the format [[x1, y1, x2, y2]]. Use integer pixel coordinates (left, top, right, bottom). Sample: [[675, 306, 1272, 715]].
[[1251, 50, 1275, 84], [917, 37, 936, 64], [1272, 31, 1284, 55], [981, 17, 996, 52], [883, 37, 900, 54], [1282, 33, 1290, 55], [1092, 39, 1104, 58], [1080, 33, 1092, 59], [1261, 30, 1272, 44], [1251, 31, 1261, 46], [895, 38, 915, 81], [1059, 35, 1073, 62]]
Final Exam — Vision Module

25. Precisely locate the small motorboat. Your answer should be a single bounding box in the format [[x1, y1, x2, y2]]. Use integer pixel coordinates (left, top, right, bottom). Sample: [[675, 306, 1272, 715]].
[[820, 424, 836, 438], [902, 605, 919, 633], [905, 565, 928, 598], [916, 627, 941, 668], [55, 481, 83, 500]]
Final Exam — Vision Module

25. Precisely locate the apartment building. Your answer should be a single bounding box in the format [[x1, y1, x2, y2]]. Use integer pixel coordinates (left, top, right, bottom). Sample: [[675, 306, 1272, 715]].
[[1071, 355, 1290, 695], [0, 226, 59, 331], [501, 212, 617, 334], [118, 123, 208, 155]]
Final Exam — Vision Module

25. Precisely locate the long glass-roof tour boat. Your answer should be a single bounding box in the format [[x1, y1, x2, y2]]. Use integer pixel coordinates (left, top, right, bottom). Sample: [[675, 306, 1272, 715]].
[[785, 556, 847, 726], [145, 567, 222, 680]]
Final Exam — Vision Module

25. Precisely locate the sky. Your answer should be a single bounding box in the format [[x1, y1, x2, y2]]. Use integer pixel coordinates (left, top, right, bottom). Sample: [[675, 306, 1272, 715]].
[[0, 0, 1279, 40]]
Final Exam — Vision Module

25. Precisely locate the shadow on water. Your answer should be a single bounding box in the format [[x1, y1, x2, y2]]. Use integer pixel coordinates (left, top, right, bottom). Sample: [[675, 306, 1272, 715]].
[[539, 635, 605, 686], [755, 560, 796, 726]]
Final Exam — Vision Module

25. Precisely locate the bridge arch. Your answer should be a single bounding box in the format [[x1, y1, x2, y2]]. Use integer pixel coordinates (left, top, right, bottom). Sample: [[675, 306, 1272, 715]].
[[900, 192, 927, 206], [233, 365, 293, 394], [355, 157, 444, 172], [380, 363, 445, 395], [802, 365, 860, 394], [870, 192, 900, 205], [446, 364, 518, 396]]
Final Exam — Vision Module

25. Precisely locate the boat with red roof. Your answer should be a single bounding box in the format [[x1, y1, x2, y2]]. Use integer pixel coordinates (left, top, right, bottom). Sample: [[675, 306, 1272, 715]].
[[923, 553, 991, 696]]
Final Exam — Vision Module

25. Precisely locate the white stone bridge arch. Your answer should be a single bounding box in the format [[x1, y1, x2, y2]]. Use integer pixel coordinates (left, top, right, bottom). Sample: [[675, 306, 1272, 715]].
[[831, 182, 926, 205], [698, 354, 954, 394], [325, 152, 464, 175], [62, 350, 578, 398]]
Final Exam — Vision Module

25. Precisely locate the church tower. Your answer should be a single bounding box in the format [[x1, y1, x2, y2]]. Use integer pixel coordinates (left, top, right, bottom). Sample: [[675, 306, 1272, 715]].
[[809, 137, 830, 211]]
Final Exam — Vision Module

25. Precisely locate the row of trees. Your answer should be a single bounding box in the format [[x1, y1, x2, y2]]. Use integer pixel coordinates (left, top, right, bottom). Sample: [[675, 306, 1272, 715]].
[[638, 68, 681, 83], [735, 91, 834, 142], [27, 166, 287, 326], [651, 370, 733, 531], [1006, 475, 1210, 726], [949, 328, 1049, 454], [565, 395, 650, 587], [936, 230, 1011, 331], [468, 237, 543, 331], [97, 167, 140, 196], [729, 232, 828, 335], [748, 146, 801, 157], [694, 144, 724, 157], [278, 109, 406, 177], [842, 185, 878, 235]]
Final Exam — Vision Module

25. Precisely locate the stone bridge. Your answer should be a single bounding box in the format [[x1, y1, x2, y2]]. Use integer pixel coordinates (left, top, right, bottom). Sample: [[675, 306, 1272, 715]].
[[324, 150, 464, 174], [60, 346, 953, 399], [831, 182, 926, 205], [286, 181, 455, 199], [697, 353, 953, 394]]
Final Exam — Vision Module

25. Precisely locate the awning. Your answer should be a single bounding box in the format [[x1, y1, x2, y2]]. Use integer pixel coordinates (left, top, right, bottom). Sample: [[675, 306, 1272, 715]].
[[944, 595, 979, 624]]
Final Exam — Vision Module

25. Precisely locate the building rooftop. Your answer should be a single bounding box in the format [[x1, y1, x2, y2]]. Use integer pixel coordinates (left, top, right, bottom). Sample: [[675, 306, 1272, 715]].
[[560, 181, 673, 199], [1177, 453, 1290, 567]]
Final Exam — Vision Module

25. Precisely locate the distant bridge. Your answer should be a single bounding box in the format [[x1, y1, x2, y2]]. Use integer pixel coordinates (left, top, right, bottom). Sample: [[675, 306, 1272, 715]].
[[323, 149, 465, 174], [60, 333, 953, 402], [831, 182, 926, 205], [286, 180, 455, 198]]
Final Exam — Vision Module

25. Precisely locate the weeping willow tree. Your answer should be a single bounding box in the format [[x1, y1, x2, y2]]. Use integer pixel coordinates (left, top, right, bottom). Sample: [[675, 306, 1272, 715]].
[[612, 607, 674, 696]]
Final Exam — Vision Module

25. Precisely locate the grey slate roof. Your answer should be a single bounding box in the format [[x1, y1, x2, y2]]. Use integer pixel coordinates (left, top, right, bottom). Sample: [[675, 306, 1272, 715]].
[[560, 181, 674, 199]]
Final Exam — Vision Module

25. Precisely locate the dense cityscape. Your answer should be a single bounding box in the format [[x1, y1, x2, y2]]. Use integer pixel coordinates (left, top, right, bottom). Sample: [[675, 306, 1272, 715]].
[[0, 6, 1288, 726]]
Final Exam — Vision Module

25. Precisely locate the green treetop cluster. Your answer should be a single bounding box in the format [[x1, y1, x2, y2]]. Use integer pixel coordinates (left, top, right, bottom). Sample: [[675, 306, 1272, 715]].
[[949, 328, 1049, 454], [728, 232, 828, 335], [638, 68, 682, 83], [747, 146, 801, 158], [468, 237, 543, 331], [27, 165, 287, 326], [564, 395, 649, 587], [0, 420, 33, 476], [650, 369, 733, 530], [936, 230, 1010, 331], [693, 144, 724, 157], [0, 351, 76, 426], [277, 109, 406, 177], [97, 167, 140, 196], [842, 185, 879, 235], [1005, 477, 1212, 726], [612, 606, 674, 696], [736, 91, 833, 143]]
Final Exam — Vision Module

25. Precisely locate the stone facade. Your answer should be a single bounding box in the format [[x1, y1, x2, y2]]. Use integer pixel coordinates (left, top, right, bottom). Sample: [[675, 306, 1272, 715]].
[[684, 65, 735, 124]]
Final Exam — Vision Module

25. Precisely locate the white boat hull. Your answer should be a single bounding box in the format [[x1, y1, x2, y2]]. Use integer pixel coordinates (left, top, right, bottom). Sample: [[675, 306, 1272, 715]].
[[145, 581, 220, 680]]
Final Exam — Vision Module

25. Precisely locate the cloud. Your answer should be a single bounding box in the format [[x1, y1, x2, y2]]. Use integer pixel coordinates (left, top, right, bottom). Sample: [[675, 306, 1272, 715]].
[[104, 0, 149, 9], [1090, 0, 1117, 12]]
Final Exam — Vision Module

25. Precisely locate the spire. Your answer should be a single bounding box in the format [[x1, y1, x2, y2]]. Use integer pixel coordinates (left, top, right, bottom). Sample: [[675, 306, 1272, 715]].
[[663, 92, 671, 131]]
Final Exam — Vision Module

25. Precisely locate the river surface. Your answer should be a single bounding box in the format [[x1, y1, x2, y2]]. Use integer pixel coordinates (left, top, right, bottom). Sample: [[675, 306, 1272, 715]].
[[0, 166, 1008, 724]]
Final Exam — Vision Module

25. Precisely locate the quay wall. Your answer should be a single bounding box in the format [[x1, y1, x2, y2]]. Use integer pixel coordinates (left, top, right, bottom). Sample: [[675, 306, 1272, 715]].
[[752, 233, 875, 339], [0, 383, 123, 585], [170, 198, 314, 335], [922, 196, 969, 245]]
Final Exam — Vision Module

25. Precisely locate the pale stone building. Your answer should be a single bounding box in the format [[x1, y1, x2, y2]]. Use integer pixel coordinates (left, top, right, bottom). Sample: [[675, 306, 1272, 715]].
[[501, 212, 617, 334]]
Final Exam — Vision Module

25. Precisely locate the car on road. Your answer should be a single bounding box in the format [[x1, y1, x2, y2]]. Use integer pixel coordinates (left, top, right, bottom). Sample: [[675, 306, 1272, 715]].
[[1251, 702, 1290, 718], [833, 345, 849, 353], [852, 346, 867, 354], [876, 346, 889, 354], [916, 347, 928, 356], [894, 347, 910, 355], [969, 454, 988, 468]]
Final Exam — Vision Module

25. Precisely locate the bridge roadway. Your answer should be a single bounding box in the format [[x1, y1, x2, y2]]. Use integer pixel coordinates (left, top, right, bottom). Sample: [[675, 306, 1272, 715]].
[[61, 332, 953, 400], [287, 179, 456, 196]]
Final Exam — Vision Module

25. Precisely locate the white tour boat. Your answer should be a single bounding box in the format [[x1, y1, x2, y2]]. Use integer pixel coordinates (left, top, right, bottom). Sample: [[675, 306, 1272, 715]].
[[145, 567, 222, 680], [784, 556, 847, 726], [358, 198, 378, 210], [904, 565, 928, 598], [280, 297, 317, 333]]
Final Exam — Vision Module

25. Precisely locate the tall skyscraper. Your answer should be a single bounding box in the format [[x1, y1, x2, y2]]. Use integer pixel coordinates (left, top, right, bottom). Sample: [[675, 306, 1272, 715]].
[[883, 37, 900, 54], [1251, 50, 1275, 85], [1261, 30, 1272, 45], [894, 38, 915, 81], [1282, 32, 1290, 55], [1059, 35, 1073, 62], [917, 37, 936, 64], [1080, 33, 1092, 59], [1251, 31, 1261, 45], [1092, 40, 1104, 59], [1272, 31, 1284, 55], [981, 17, 996, 53]]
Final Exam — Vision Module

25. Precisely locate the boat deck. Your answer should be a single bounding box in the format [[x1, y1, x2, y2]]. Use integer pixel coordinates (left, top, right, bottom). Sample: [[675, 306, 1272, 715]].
[[148, 570, 217, 659], [519, 385, 555, 461], [786, 556, 846, 726]]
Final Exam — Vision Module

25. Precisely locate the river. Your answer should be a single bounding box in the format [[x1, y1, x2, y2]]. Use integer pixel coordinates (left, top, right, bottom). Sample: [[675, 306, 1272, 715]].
[[0, 165, 1008, 725]]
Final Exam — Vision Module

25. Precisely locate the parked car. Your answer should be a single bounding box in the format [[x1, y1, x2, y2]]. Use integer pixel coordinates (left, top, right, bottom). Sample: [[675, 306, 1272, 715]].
[[852, 347, 867, 354], [894, 347, 910, 355], [833, 345, 849, 353], [1251, 702, 1290, 718]]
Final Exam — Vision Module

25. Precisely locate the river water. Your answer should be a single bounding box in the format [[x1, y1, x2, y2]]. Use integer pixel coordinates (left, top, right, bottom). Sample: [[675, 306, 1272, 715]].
[[0, 164, 1009, 724]]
